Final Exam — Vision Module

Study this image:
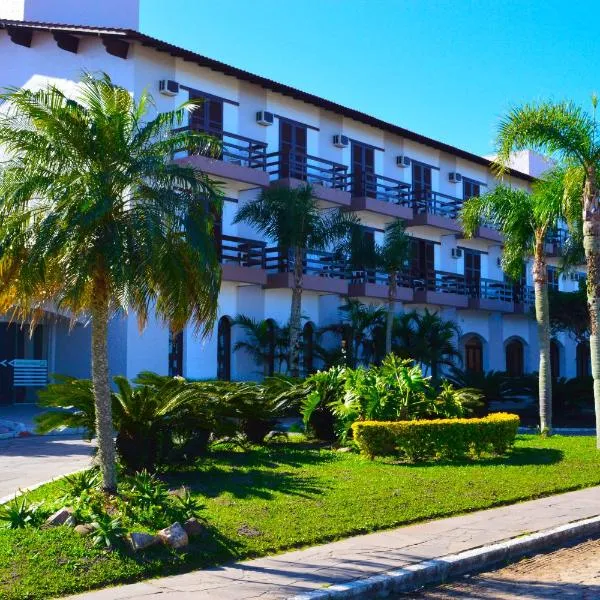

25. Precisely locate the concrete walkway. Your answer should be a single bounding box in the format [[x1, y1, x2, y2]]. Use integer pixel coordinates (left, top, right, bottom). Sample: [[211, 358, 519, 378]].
[[0, 435, 93, 502], [67, 485, 600, 600]]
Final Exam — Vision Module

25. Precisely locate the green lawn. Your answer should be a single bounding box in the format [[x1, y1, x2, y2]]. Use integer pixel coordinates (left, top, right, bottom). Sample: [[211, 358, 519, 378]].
[[2, 435, 600, 599]]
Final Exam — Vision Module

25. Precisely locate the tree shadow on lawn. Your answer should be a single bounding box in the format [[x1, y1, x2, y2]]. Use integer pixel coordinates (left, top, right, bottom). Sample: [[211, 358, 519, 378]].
[[395, 446, 564, 469], [163, 465, 329, 501]]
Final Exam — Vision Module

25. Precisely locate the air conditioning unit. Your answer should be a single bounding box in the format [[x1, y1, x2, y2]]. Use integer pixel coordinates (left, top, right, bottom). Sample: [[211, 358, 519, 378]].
[[332, 134, 349, 148], [256, 111, 274, 126], [396, 155, 411, 168], [451, 248, 463, 259], [449, 172, 462, 183], [158, 80, 180, 96]]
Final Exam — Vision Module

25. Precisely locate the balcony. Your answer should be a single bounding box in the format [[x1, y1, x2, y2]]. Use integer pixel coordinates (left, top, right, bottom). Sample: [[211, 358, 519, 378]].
[[173, 126, 269, 189], [220, 235, 267, 285], [264, 247, 348, 294], [405, 190, 463, 232], [347, 269, 414, 301], [349, 173, 413, 219], [265, 151, 351, 206], [467, 278, 516, 313], [411, 270, 469, 307], [545, 227, 569, 257]]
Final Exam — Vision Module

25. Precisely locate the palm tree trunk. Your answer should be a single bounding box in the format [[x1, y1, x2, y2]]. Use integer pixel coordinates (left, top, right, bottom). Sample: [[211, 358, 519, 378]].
[[582, 170, 600, 448], [533, 236, 552, 434], [289, 246, 303, 377], [385, 271, 397, 355], [91, 277, 117, 493]]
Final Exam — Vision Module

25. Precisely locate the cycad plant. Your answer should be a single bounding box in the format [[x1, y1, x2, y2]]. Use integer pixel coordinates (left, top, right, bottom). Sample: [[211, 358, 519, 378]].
[[0, 73, 224, 490], [461, 169, 578, 433], [493, 99, 599, 444], [234, 185, 356, 377]]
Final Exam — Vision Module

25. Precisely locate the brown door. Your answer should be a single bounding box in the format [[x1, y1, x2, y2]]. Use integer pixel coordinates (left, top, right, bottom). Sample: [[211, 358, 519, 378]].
[[279, 120, 307, 180], [189, 91, 223, 135], [411, 239, 435, 285], [351, 142, 375, 197], [411, 162, 432, 211], [464, 249, 481, 296]]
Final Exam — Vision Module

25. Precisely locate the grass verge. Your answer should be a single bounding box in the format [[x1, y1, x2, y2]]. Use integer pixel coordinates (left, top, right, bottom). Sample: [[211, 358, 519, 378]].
[[2, 434, 600, 599]]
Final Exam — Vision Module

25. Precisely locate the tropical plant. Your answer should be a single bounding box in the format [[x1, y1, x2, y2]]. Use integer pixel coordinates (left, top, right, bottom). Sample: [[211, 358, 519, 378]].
[[395, 309, 461, 378], [0, 73, 224, 490], [461, 169, 577, 433], [62, 469, 100, 498], [232, 315, 282, 376], [492, 99, 600, 444], [171, 487, 205, 521], [549, 284, 589, 342], [233, 185, 356, 377], [124, 470, 170, 511], [0, 496, 46, 529], [90, 514, 127, 549], [347, 220, 412, 354]]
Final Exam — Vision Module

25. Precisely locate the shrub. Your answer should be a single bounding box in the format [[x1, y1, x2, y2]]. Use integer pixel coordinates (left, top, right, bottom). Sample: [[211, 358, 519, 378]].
[[352, 413, 520, 461], [0, 496, 47, 529]]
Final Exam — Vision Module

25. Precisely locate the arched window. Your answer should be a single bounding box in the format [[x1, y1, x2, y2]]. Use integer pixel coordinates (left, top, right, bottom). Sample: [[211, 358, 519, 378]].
[[576, 341, 591, 377], [217, 316, 232, 381], [168, 329, 184, 377], [464, 336, 483, 373], [303, 322, 315, 375], [550, 340, 560, 379], [265, 319, 276, 376], [505, 338, 524, 377]]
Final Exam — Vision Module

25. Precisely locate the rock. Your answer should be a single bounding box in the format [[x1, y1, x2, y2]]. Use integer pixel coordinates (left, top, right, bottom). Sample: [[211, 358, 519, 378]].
[[64, 515, 77, 527], [129, 532, 160, 552], [183, 517, 204, 537], [74, 524, 94, 536], [45, 507, 73, 526], [336, 447, 353, 453], [157, 522, 188, 549]]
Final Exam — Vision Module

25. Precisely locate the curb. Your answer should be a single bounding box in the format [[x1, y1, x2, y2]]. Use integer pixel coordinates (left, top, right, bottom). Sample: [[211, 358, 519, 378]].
[[288, 514, 600, 599]]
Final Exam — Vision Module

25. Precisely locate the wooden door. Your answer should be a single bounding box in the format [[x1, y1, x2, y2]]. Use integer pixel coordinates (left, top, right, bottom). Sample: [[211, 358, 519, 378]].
[[351, 142, 375, 197], [279, 120, 307, 179]]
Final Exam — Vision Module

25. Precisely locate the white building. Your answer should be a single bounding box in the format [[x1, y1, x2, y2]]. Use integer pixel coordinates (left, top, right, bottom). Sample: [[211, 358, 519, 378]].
[[0, 0, 587, 404]]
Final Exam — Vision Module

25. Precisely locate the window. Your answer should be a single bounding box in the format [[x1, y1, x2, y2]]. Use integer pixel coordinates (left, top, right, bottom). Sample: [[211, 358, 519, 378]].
[[217, 317, 232, 381], [465, 336, 483, 373], [505, 339, 524, 377], [576, 341, 591, 377], [412, 162, 432, 194], [410, 238, 435, 279], [547, 266, 559, 291], [463, 179, 481, 200], [188, 90, 223, 134], [303, 322, 315, 375], [550, 339, 560, 378], [168, 329, 184, 377], [464, 249, 481, 295]]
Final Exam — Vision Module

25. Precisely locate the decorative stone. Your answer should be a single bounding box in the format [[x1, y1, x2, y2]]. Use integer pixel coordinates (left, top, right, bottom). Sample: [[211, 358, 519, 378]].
[[64, 515, 77, 527], [74, 524, 94, 536], [45, 507, 73, 526], [129, 532, 160, 551], [183, 517, 204, 537], [157, 522, 188, 549]]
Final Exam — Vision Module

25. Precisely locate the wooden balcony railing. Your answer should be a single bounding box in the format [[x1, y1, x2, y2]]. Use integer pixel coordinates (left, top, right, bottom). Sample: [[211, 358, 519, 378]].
[[350, 172, 410, 204], [264, 151, 349, 189], [220, 235, 266, 268], [405, 189, 463, 219], [264, 247, 347, 279], [175, 126, 268, 170]]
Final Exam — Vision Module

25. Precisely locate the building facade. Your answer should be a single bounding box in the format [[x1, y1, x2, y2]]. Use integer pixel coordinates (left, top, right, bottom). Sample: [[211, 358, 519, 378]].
[[0, 0, 587, 403]]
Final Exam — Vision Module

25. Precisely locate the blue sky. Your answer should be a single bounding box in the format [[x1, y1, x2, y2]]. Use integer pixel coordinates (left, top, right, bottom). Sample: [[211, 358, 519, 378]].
[[141, 0, 599, 157]]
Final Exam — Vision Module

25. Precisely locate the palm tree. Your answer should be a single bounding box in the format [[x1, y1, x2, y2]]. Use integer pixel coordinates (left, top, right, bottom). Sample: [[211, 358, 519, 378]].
[[409, 309, 461, 379], [493, 100, 600, 443], [461, 170, 575, 433], [233, 185, 356, 377], [346, 219, 411, 356], [232, 315, 279, 377], [0, 73, 223, 491]]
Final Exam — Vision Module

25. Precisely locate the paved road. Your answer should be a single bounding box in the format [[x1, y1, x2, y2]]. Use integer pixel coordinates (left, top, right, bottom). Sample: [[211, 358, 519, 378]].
[[0, 435, 93, 502], [411, 536, 600, 599]]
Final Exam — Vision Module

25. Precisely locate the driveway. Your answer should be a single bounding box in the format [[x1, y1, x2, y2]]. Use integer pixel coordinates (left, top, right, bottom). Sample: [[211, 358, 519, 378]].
[[0, 435, 94, 502]]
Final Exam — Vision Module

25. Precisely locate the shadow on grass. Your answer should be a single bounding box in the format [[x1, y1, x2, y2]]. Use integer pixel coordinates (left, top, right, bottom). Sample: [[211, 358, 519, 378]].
[[391, 446, 564, 469]]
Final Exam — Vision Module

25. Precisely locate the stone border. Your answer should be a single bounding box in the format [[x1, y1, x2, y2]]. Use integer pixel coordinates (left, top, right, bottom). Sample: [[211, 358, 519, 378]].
[[288, 515, 600, 599]]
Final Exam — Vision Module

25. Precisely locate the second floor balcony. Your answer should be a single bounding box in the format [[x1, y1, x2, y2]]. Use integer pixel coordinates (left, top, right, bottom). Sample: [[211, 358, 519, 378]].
[[349, 172, 413, 219], [219, 234, 267, 285], [173, 126, 270, 189]]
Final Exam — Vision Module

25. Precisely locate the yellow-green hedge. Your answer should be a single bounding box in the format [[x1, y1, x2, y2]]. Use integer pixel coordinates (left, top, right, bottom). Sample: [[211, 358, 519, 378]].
[[352, 413, 520, 461]]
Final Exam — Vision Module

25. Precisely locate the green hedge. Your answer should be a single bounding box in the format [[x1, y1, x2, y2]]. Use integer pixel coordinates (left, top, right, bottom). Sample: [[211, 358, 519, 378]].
[[352, 413, 520, 461]]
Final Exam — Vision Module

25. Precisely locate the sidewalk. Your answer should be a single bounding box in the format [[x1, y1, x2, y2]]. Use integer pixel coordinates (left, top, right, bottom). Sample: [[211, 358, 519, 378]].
[[68, 485, 600, 600]]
